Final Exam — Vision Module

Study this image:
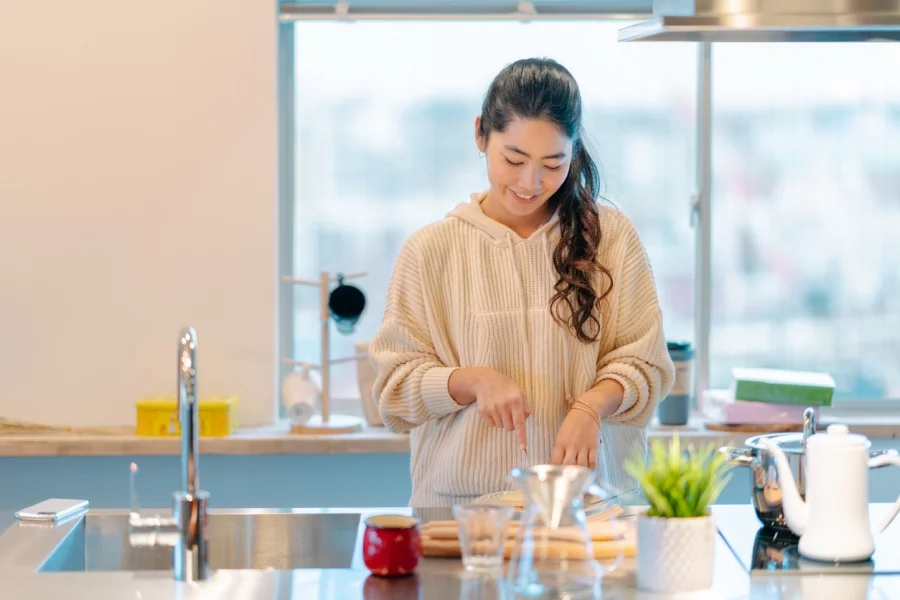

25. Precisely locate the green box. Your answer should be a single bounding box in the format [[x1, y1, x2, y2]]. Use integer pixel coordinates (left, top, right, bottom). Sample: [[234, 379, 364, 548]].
[[731, 368, 835, 407]]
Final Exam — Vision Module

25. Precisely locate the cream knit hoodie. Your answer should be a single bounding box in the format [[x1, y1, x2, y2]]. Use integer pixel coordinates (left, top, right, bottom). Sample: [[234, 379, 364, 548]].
[[370, 192, 675, 507]]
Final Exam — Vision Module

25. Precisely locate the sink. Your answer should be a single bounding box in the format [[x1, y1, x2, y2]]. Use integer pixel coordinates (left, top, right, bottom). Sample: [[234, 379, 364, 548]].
[[39, 511, 362, 572]]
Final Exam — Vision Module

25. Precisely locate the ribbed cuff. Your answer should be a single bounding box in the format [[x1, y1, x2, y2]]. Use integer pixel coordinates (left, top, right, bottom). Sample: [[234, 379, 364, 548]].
[[420, 367, 466, 417], [597, 374, 638, 417]]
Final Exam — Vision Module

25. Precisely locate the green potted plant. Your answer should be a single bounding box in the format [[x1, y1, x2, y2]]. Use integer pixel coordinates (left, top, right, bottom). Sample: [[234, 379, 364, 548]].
[[624, 434, 733, 594]]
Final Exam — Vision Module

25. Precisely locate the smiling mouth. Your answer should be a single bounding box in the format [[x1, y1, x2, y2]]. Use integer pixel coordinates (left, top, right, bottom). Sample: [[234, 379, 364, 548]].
[[511, 190, 540, 202]]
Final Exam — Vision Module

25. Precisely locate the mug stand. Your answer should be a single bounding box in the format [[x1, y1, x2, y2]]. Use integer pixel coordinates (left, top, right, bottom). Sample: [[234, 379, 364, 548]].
[[281, 270, 367, 435]]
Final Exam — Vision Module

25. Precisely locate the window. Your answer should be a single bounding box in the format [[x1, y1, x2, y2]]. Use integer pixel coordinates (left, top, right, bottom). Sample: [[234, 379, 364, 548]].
[[288, 20, 697, 404], [710, 43, 900, 401], [281, 10, 900, 412]]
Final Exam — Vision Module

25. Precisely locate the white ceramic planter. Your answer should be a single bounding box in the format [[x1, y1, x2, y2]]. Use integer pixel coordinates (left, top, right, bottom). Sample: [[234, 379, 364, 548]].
[[636, 512, 716, 594]]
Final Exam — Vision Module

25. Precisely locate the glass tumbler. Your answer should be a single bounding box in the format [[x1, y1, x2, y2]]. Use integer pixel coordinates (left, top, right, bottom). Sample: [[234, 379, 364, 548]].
[[452, 504, 514, 572]]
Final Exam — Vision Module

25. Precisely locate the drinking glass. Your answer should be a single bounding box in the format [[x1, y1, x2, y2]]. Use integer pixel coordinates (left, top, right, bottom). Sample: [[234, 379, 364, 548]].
[[452, 504, 514, 572]]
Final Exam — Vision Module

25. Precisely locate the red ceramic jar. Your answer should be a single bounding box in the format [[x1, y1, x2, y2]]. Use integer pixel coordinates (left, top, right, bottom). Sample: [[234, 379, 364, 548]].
[[362, 514, 421, 577]]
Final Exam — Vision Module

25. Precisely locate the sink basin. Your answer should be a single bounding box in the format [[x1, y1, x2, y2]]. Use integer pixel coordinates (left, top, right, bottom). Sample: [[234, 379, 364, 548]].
[[39, 510, 362, 572]]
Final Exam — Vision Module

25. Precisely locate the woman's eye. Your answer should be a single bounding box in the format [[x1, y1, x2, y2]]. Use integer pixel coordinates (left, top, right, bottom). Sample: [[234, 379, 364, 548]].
[[504, 157, 523, 167], [545, 165, 563, 171]]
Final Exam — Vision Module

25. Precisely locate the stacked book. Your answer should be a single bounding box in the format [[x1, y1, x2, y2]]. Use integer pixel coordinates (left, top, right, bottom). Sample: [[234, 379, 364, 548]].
[[703, 368, 835, 426]]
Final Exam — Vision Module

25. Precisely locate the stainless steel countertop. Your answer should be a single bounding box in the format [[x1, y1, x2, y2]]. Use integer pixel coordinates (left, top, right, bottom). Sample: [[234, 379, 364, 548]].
[[1, 505, 899, 599]]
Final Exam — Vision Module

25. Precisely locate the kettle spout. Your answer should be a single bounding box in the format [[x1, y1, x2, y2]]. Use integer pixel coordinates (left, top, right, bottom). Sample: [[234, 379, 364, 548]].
[[763, 440, 808, 536]]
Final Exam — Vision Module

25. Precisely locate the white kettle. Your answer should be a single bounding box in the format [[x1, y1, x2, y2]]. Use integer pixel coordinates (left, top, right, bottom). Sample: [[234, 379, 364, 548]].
[[764, 424, 900, 562]]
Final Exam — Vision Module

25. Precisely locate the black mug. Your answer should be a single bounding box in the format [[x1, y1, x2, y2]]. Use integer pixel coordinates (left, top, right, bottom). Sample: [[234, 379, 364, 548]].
[[328, 275, 366, 335]]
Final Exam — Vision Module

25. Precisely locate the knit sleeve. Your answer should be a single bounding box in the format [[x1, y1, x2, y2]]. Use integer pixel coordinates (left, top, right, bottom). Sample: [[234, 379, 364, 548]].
[[594, 216, 675, 427], [368, 238, 465, 433]]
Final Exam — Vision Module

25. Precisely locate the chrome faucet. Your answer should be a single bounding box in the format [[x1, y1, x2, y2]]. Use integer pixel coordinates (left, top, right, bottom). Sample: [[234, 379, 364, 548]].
[[129, 326, 211, 582]]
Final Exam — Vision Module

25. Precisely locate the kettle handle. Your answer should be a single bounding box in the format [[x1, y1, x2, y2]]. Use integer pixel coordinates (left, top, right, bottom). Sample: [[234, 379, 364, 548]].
[[868, 451, 900, 534], [869, 449, 899, 468]]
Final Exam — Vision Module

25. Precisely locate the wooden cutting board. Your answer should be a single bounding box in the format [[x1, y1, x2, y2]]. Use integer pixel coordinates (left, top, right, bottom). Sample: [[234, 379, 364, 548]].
[[421, 535, 635, 560], [421, 518, 627, 543], [704, 422, 801, 433], [420, 510, 636, 560]]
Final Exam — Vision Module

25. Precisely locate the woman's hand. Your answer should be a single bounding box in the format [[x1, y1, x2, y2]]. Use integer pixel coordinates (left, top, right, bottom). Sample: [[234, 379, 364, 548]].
[[551, 408, 600, 468], [449, 367, 529, 450]]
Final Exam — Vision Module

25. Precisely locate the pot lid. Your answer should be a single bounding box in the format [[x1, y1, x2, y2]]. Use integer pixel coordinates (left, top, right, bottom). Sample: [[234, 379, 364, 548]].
[[745, 432, 807, 454]]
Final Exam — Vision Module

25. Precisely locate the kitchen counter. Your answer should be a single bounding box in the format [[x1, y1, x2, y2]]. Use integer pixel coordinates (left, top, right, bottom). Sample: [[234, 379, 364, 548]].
[[0, 424, 410, 456], [2, 414, 898, 457], [2, 504, 900, 599]]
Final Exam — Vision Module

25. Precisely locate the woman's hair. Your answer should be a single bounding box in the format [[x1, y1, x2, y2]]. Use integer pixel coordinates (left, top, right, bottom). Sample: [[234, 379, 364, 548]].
[[478, 57, 613, 343]]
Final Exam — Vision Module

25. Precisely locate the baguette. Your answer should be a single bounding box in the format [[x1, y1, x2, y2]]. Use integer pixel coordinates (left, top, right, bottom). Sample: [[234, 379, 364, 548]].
[[420, 536, 636, 560], [420, 519, 628, 543], [420, 503, 624, 532]]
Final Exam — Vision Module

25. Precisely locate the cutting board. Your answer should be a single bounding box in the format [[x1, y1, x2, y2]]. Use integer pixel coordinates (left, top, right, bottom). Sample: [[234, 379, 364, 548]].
[[704, 422, 801, 433], [420, 511, 636, 560], [421, 536, 635, 560]]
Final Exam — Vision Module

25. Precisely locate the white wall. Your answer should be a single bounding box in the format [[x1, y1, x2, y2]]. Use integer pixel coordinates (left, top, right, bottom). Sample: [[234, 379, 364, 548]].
[[0, 1, 279, 427]]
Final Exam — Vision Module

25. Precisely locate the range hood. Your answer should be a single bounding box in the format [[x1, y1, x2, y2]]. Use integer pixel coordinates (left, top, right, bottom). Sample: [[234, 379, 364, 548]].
[[619, 0, 900, 42]]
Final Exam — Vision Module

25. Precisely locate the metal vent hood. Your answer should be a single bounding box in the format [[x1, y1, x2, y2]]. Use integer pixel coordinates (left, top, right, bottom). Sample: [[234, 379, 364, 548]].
[[618, 0, 900, 42]]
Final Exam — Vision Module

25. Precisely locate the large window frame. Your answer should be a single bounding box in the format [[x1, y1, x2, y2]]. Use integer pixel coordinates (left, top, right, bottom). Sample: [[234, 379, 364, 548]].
[[276, 0, 900, 418]]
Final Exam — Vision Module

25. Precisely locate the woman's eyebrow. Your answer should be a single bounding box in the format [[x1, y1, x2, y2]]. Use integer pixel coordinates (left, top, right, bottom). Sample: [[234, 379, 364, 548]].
[[503, 145, 567, 160]]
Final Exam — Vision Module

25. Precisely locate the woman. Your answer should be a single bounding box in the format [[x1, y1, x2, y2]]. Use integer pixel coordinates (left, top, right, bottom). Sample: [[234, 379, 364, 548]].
[[369, 58, 675, 507]]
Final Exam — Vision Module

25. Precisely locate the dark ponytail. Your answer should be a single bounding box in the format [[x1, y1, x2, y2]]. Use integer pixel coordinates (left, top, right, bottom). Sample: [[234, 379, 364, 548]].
[[480, 58, 613, 343]]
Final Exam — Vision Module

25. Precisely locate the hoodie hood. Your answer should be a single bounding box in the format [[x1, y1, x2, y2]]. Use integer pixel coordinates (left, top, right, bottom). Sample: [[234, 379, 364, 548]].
[[448, 191, 560, 244], [446, 191, 575, 427]]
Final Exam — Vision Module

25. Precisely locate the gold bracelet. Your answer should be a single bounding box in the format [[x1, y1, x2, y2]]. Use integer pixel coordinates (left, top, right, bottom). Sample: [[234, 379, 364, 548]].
[[573, 399, 601, 422], [570, 404, 601, 429]]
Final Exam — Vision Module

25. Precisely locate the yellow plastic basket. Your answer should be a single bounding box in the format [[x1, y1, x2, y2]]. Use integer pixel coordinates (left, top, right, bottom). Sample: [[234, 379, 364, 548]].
[[136, 395, 238, 437]]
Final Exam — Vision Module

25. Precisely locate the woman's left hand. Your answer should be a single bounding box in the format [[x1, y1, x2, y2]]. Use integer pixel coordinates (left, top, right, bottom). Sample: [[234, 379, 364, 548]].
[[550, 408, 600, 468]]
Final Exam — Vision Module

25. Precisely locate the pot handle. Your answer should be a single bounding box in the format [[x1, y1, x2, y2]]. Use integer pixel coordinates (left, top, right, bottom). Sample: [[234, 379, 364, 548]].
[[868, 450, 900, 534], [718, 446, 755, 467]]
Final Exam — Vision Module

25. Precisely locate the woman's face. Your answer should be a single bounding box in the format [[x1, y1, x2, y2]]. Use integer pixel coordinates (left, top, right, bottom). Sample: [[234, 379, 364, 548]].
[[476, 115, 573, 224]]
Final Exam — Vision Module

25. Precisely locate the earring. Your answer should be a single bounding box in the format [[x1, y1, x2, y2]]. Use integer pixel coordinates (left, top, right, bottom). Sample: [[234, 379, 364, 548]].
[[478, 151, 485, 158]]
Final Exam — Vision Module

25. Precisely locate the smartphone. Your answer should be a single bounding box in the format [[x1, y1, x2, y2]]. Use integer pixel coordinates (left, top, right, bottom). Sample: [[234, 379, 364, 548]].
[[14, 498, 89, 522]]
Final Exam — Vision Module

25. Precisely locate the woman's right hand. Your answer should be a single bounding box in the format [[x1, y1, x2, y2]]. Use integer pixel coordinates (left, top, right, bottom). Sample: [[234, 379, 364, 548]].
[[449, 367, 529, 450]]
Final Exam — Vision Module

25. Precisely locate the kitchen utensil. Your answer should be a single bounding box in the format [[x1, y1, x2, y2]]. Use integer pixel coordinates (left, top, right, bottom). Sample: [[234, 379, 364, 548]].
[[362, 515, 421, 577], [764, 424, 900, 562], [451, 504, 514, 572], [328, 273, 366, 335], [719, 408, 900, 531], [718, 407, 816, 531], [506, 465, 624, 597], [282, 362, 319, 425]]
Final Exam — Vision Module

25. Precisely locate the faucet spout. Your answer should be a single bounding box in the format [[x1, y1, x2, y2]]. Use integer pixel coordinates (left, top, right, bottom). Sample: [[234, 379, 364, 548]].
[[129, 326, 210, 582], [178, 326, 200, 496]]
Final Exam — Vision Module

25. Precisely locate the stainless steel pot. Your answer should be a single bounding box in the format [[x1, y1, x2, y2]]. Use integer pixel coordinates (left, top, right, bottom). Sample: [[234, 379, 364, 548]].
[[719, 408, 897, 531]]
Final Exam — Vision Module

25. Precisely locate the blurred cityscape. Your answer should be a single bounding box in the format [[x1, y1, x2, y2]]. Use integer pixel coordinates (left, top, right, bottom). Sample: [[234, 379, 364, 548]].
[[290, 21, 900, 402]]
